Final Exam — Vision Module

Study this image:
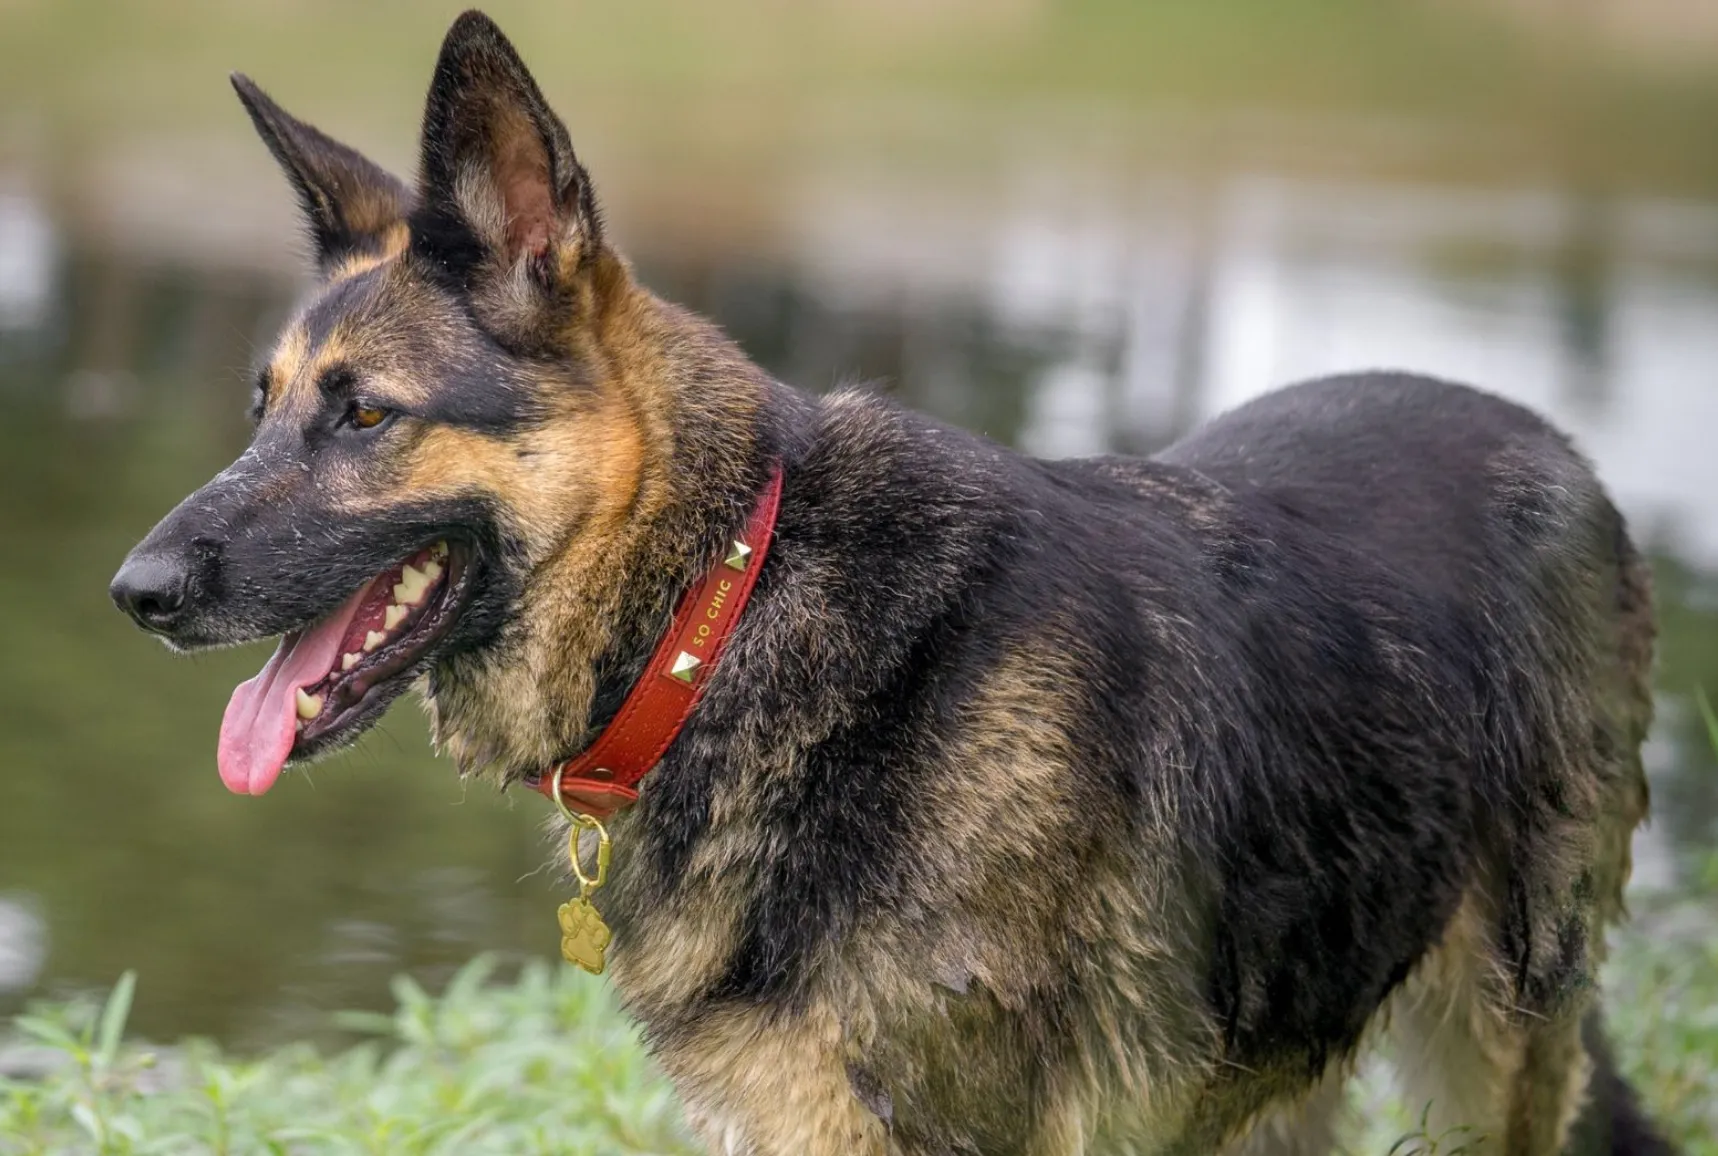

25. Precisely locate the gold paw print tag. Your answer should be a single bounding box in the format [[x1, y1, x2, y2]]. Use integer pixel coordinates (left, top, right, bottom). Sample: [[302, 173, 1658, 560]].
[[558, 893, 611, 974], [555, 808, 613, 975]]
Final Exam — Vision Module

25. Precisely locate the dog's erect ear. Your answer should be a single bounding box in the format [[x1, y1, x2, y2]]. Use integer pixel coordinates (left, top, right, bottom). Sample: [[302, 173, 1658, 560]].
[[231, 74, 411, 274], [415, 11, 602, 301]]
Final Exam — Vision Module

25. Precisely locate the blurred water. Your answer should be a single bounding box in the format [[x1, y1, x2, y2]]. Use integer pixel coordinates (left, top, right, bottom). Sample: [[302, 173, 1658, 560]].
[[1, 159, 1715, 1048]]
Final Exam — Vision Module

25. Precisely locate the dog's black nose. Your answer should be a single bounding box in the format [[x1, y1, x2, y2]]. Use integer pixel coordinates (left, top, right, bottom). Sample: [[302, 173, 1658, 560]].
[[110, 552, 192, 634]]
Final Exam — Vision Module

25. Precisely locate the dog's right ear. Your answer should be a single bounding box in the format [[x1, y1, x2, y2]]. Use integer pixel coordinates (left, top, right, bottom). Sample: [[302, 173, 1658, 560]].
[[231, 74, 411, 275]]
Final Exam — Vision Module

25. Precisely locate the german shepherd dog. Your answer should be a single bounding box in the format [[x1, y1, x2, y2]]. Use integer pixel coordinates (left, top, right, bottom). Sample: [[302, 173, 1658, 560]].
[[110, 12, 1673, 1154]]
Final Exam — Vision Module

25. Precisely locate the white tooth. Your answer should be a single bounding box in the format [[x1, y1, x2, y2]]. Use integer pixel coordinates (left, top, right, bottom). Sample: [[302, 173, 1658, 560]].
[[393, 564, 429, 605], [364, 630, 386, 652], [430, 541, 449, 559], [341, 652, 361, 672], [384, 604, 409, 630], [421, 559, 443, 584], [295, 689, 323, 720]]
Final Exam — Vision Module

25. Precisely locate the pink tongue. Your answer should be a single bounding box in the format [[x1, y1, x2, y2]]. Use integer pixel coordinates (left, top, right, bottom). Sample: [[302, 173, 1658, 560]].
[[216, 585, 372, 796]]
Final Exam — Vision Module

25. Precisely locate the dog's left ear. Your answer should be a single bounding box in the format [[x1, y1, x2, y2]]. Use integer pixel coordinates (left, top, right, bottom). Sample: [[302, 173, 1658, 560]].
[[231, 74, 411, 275], [415, 10, 604, 327]]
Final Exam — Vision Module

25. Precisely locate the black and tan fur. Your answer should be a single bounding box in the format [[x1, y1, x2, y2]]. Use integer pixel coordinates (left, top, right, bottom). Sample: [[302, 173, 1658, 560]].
[[110, 12, 1674, 1154]]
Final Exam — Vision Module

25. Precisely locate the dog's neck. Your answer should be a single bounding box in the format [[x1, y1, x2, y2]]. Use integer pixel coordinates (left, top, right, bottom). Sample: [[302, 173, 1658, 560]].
[[422, 284, 802, 784]]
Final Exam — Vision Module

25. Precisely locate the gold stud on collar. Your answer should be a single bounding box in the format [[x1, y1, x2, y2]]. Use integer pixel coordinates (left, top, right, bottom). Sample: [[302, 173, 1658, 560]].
[[668, 651, 702, 683], [724, 540, 754, 571]]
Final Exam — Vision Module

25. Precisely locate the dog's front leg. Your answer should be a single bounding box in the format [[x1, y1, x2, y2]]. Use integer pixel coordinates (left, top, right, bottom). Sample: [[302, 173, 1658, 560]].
[[661, 1003, 891, 1156], [683, 1100, 889, 1156]]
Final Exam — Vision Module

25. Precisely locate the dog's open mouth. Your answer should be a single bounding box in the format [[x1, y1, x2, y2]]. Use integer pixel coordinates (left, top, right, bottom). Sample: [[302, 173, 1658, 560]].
[[216, 541, 473, 796]]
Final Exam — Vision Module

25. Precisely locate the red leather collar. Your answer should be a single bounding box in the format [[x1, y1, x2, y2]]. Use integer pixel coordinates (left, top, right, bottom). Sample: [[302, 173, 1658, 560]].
[[530, 467, 784, 819]]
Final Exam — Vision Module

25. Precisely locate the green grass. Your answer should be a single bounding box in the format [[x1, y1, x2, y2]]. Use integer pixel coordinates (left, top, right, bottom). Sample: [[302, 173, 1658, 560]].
[[0, 956, 694, 1156], [4, 922, 1715, 1155]]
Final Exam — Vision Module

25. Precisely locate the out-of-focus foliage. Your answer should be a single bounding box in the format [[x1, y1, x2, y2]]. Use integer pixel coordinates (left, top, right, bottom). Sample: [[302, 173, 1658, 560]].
[[4, 934, 1715, 1155]]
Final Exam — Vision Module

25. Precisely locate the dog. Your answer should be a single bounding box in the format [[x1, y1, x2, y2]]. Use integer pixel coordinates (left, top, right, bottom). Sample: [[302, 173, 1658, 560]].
[[110, 11, 1674, 1154]]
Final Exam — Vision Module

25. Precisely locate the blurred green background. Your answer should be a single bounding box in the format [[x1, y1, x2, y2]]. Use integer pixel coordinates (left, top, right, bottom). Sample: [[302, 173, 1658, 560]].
[[1, 0, 1716, 1056]]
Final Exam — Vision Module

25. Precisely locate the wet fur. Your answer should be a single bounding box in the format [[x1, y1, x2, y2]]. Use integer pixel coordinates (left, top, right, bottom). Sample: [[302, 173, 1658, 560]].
[[116, 12, 1675, 1154]]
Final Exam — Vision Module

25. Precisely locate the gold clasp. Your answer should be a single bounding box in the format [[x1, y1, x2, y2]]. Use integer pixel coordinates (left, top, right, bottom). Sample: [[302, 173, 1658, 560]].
[[550, 766, 615, 975]]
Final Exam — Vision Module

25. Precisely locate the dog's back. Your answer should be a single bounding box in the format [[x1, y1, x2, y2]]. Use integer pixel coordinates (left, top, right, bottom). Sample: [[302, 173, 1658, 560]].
[[1141, 373, 1657, 1150]]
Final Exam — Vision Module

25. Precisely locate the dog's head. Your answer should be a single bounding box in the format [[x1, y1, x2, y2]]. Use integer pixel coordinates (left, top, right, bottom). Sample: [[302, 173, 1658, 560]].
[[109, 12, 749, 795]]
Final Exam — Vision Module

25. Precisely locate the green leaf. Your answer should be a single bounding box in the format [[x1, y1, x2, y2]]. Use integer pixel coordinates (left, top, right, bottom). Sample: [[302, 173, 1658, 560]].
[[13, 1014, 82, 1053], [69, 1102, 103, 1143], [331, 1011, 400, 1038], [442, 954, 500, 1008], [1697, 686, 1718, 757], [96, 971, 137, 1069], [389, 974, 430, 1012]]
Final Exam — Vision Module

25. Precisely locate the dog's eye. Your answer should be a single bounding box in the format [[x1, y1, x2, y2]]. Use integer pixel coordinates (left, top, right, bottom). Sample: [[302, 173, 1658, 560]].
[[345, 404, 391, 431]]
